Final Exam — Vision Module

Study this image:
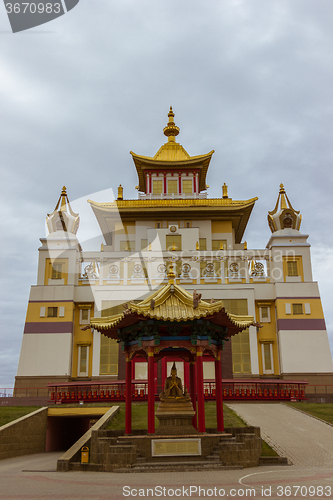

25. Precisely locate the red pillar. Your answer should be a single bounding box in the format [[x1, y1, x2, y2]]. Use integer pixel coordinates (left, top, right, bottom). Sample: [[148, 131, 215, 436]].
[[189, 360, 197, 429], [196, 347, 205, 432], [125, 352, 132, 435], [148, 347, 155, 434], [215, 349, 224, 432]]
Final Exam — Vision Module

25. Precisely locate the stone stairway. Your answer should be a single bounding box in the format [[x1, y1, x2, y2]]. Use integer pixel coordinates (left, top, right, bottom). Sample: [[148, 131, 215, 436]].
[[65, 427, 263, 472], [113, 461, 242, 473]]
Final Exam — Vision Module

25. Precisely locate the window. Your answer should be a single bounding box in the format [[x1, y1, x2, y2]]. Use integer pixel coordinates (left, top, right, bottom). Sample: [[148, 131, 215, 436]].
[[287, 261, 298, 276], [199, 238, 206, 251], [166, 235, 181, 251], [47, 307, 58, 317], [292, 303, 303, 315], [100, 336, 118, 375], [185, 221, 192, 228], [258, 303, 271, 323], [120, 240, 135, 251], [212, 239, 227, 251], [134, 362, 148, 380], [232, 330, 251, 374], [77, 344, 89, 377], [261, 343, 274, 374], [156, 221, 162, 229], [52, 263, 62, 280], [153, 180, 163, 194], [80, 346, 88, 373], [168, 180, 178, 194], [225, 300, 251, 374], [79, 307, 91, 325], [45, 258, 68, 285], [261, 307, 268, 319], [182, 179, 192, 193]]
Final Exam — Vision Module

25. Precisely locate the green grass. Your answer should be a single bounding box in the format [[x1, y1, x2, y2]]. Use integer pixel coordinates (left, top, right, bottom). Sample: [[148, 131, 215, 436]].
[[0, 406, 41, 427], [285, 403, 333, 425], [261, 440, 278, 457], [106, 402, 246, 430]]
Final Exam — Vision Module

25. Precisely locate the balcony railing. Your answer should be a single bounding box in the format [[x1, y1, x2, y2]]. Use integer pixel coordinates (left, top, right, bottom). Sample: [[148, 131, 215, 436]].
[[46, 379, 308, 404]]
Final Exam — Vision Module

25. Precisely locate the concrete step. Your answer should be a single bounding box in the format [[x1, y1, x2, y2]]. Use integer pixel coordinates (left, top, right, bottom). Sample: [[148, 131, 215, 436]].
[[69, 462, 104, 472], [113, 461, 243, 473]]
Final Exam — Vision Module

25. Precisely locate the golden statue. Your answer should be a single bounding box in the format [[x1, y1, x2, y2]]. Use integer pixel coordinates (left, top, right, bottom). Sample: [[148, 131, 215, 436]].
[[160, 362, 184, 399], [156, 361, 196, 434]]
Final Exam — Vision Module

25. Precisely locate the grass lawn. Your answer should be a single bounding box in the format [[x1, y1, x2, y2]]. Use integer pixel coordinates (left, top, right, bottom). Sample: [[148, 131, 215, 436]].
[[0, 407, 41, 427], [285, 402, 333, 425], [106, 402, 247, 430]]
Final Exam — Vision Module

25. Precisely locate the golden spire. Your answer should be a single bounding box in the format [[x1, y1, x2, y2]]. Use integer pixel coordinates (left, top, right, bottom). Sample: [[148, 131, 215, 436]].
[[163, 106, 180, 142], [222, 183, 228, 199], [279, 184, 288, 209], [60, 186, 67, 209], [167, 263, 176, 284], [117, 184, 123, 200]]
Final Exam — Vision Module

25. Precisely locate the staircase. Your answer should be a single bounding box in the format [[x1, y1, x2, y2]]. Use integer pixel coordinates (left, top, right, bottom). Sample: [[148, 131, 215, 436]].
[[66, 427, 263, 472]]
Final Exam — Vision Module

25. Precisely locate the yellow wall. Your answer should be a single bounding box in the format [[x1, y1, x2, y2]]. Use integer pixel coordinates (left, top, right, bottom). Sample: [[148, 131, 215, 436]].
[[211, 221, 232, 233], [25, 301, 74, 322], [72, 303, 94, 378], [255, 301, 279, 375], [275, 298, 324, 319]]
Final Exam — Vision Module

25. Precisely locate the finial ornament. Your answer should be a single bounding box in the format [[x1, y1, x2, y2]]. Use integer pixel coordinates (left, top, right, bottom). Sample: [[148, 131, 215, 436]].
[[117, 184, 123, 200], [167, 263, 176, 284], [163, 106, 180, 142], [46, 186, 80, 235], [222, 183, 228, 199], [268, 184, 301, 233]]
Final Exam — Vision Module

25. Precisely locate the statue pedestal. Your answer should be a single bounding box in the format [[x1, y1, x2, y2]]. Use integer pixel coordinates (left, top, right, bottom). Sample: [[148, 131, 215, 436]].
[[155, 397, 197, 435]]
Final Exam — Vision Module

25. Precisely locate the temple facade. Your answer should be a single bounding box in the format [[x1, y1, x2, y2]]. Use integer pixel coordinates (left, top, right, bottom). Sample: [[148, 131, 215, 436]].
[[15, 108, 333, 393]]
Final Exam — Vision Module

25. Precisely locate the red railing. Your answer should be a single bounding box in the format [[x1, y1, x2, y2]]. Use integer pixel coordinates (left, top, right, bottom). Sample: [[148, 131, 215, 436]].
[[46, 379, 308, 404]]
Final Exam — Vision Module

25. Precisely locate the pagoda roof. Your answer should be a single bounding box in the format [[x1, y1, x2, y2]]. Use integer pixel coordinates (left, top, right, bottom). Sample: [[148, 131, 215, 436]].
[[88, 196, 258, 245], [130, 149, 214, 193], [88, 282, 254, 339], [130, 107, 214, 193]]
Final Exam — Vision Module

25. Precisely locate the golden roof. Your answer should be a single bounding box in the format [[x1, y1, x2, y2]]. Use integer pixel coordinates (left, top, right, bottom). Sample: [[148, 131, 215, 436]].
[[88, 196, 258, 245], [130, 107, 214, 192], [89, 282, 254, 338], [268, 184, 301, 233]]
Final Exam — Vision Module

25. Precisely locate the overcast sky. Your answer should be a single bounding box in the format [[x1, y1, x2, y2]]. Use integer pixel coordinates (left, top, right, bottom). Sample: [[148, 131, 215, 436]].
[[1, 0, 332, 388]]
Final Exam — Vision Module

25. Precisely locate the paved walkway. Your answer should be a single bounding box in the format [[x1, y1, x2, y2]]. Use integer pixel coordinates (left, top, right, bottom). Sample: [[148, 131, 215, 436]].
[[0, 452, 333, 500], [227, 403, 333, 466], [0, 406, 333, 499]]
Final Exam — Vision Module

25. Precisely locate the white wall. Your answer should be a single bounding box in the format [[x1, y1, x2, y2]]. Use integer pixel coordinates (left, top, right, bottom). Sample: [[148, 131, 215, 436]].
[[17, 333, 72, 377], [278, 330, 333, 373]]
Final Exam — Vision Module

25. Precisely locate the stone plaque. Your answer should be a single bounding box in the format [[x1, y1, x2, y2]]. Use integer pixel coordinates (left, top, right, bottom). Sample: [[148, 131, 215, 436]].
[[151, 438, 201, 457]]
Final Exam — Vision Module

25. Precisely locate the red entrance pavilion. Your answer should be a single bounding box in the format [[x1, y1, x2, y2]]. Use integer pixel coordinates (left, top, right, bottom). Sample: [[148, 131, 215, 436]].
[[89, 271, 254, 435]]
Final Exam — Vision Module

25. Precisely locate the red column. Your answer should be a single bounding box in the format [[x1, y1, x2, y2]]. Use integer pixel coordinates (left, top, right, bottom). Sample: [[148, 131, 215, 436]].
[[196, 347, 205, 432], [148, 347, 155, 434], [178, 172, 182, 194], [193, 174, 197, 194], [164, 173, 167, 194], [189, 360, 197, 429], [125, 352, 132, 435], [215, 349, 224, 432]]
